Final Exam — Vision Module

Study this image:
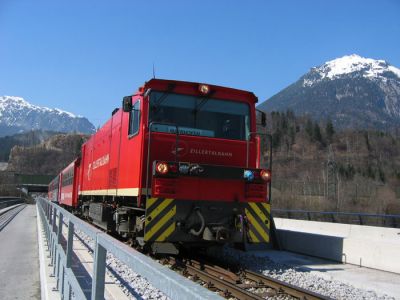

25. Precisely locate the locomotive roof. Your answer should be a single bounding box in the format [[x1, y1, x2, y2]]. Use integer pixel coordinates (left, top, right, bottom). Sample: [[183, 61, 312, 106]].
[[135, 78, 258, 103]]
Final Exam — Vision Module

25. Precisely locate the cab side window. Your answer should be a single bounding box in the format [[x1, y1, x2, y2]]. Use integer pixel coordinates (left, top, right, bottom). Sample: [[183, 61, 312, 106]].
[[128, 100, 140, 136]]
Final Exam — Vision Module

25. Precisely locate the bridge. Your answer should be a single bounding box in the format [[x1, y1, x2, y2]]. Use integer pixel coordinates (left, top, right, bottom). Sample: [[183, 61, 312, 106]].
[[1, 198, 400, 300], [0, 172, 52, 193]]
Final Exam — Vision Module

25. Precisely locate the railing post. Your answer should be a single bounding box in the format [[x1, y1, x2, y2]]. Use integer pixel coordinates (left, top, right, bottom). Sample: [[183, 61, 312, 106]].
[[52, 207, 57, 233], [51, 205, 54, 226], [48, 207, 54, 262], [55, 213, 63, 290], [53, 253, 60, 291], [66, 221, 74, 268], [91, 238, 107, 300], [60, 265, 65, 299], [65, 283, 71, 300], [51, 208, 58, 269], [47, 215, 51, 251], [44, 205, 50, 251], [50, 208, 57, 265], [48, 203, 51, 222], [51, 243, 57, 275], [58, 213, 63, 244]]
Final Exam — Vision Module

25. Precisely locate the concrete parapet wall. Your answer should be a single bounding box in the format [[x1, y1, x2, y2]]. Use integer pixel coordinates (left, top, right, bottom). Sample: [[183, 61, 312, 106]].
[[274, 218, 400, 274]]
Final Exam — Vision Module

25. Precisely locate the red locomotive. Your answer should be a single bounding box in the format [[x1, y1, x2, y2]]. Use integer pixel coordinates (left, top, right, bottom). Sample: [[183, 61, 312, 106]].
[[49, 79, 272, 253]]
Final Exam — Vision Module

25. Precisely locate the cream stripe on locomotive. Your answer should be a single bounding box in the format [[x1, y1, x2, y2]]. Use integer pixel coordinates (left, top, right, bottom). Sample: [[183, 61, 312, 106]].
[[144, 198, 176, 242], [79, 188, 151, 196], [245, 202, 270, 243]]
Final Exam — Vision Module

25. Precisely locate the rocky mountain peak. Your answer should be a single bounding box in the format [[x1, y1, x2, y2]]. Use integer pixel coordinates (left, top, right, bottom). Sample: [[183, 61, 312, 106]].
[[258, 54, 400, 130], [303, 54, 400, 87], [0, 95, 95, 137]]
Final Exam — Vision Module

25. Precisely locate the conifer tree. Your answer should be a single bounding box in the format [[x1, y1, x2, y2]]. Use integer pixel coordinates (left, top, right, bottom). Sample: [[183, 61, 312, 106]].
[[326, 120, 335, 141], [313, 122, 323, 143], [305, 118, 313, 140]]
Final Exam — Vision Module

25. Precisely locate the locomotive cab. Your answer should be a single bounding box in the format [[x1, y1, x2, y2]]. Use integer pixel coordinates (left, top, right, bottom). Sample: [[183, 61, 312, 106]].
[[123, 79, 272, 253]]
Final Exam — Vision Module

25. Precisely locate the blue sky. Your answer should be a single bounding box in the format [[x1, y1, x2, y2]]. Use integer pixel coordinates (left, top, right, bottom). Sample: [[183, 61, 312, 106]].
[[1, 0, 399, 126]]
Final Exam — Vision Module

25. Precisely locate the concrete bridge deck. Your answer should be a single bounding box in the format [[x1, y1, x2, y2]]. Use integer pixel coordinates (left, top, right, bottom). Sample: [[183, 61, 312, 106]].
[[1, 203, 400, 299], [0, 205, 40, 300]]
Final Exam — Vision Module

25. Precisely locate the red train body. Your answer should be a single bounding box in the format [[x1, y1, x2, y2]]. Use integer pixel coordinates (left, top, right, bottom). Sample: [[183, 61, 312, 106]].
[[48, 175, 60, 202], [49, 79, 272, 253], [59, 159, 80, 207]]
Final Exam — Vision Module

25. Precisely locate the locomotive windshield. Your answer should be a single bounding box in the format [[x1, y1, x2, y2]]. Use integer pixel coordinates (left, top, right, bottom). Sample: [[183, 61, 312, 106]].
[[149, 91, 250, 141]]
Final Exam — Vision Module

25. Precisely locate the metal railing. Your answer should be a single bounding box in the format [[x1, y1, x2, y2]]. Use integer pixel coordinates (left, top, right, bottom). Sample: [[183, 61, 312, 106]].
[[36, 197, 221, 300], [0, 197, 24, 210], [272, 209, 400, 228]]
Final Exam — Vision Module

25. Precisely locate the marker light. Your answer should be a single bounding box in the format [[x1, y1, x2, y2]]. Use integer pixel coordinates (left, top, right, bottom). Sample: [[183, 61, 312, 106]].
[[243, 170, 254, 181], [179, 163, 190, 174], [260, 169, 271, 182], [199, 84, 210, 94], [156, 162, 169, 174]]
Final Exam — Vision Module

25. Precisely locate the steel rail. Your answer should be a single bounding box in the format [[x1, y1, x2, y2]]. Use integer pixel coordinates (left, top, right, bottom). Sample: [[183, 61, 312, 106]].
[[183, 264, 265, 300], [168, 257, 240, 285], [187, 259, 240, 284], [243, 270, 331, 300], [165, 256, 331, 300]]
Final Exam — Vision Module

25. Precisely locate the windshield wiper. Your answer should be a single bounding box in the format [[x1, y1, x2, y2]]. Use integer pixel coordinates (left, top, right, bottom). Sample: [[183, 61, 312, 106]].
[[152, 83, 176, 115], [192, 90, 216, 114]]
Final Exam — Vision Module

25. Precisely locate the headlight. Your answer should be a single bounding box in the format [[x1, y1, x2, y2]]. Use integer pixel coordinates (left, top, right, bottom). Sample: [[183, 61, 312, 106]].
[[260, 169, 271, 182], [156, 162, 169, 174], [243, 170, 254, 181]]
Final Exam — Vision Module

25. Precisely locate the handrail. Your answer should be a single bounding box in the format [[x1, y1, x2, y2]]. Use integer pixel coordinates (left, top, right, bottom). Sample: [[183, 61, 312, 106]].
[[145, 121, 180, 202], [246, 132, 272, 169], [36, 197, 220, 300], [272, 208, 400, 228], [0, 198, 24, 210], [246, 131, 273, 201]]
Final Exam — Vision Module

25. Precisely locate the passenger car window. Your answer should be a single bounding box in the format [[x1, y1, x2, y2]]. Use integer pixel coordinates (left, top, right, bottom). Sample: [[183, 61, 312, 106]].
[[128, 100, 140, 136]]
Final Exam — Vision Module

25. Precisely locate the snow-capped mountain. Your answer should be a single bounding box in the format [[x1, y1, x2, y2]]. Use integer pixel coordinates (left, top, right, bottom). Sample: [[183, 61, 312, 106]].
[[0, 96, 95, 137], [303, 54, 400, 86], [259, 54, 400, 130]]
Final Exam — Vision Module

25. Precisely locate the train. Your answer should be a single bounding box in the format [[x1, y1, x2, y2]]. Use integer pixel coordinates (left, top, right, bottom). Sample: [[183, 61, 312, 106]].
[[48, 78, 272, 254]]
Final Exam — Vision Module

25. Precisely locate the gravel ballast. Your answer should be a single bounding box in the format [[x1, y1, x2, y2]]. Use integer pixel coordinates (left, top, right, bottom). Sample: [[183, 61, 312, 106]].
[[75, 230, 169, 300], [73, 228, 395, 300], [213, 246, 396, 300]]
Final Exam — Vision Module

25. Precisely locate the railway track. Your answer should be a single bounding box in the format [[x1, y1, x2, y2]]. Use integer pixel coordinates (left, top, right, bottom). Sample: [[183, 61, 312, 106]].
[[0, 204, 26, 231], [161, 256, 330, 300]]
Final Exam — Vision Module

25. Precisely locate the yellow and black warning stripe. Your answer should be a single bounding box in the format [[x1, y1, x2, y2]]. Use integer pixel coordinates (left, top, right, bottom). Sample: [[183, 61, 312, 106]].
[[245, 202, 270, 243], [144, 198, 176, 242]]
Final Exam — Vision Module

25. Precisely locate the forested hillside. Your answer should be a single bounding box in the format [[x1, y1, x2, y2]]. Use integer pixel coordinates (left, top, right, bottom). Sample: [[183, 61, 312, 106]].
[[266, 111, 400, 215], [0, 130, 61, 161], [6, 133, 88, 175]]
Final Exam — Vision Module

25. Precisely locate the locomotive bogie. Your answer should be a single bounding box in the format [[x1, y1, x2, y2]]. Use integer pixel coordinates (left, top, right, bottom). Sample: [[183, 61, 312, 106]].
[[143, 198, 271, 244]]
